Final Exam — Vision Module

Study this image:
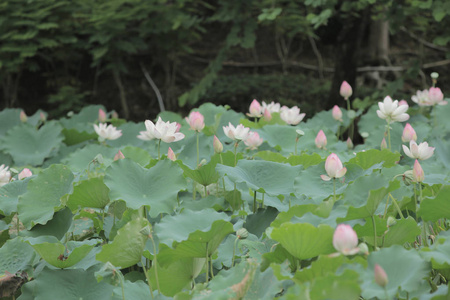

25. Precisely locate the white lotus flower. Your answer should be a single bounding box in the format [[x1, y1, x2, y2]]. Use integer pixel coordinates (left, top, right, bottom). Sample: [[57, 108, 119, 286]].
[[262, 101, 281, 113], [223, 123, 250, 141], [402, 140, 434, 160], [0, 165, 11, 187], [280, 106, 306, 125], [94, 123, 122, 141], [376, 96, 409, 123], [137, 117, 185, 143]]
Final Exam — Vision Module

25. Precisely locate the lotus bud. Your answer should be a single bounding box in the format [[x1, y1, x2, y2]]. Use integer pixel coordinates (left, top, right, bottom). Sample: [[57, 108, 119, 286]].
[[236, 228, 249, 239], [381, 138, 387, 150], [428, 87, 444, 105], [387, 216, 397, 227], [247, 99, 262, 118], [321, 153, 347, 181], [413, 159, 424, 183], [374, 264, 388, 287], [111, 111, 119, 119], [402, 170, 414, 186], [167, 147, 176, 161], [18, 168, 32, 180], [315, 130, 327, 149], [401, 123, 417, 143], [113, 150, 125, 161], [40, 112, 47, 122], [20, 110, 27, 123], [175, 122, 182, 133], [213, 135, 223, 154], [340, 81, 353, 99], [430, 72, 439, 79], [358, 243, 369, 255], [346, 138, 354, 150], [185, 111, 205, 132], [263, 108, 272, 122], [333, 224, 359, 255], [332, 105, 343, 121], [98, 109, 107, 123], [198, 159, 207, 168]]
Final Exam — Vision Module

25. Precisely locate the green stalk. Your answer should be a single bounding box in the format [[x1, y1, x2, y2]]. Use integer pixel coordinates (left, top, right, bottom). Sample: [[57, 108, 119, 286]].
[[142, 264, 154, 299], [204, 185, 207, 198], [157, 139, 161, 160], [150, 234, 161, 293], [231, 237, 239, 267], [333, 178, 336, 203], [372, 215, 377, 249], [387, 122, 391, 151], [220, 154, 226, 194], [384, 287, 390, 300], [120, 275, 126, 300], [389, 193, 404, 219], [295, 135, 299, 155], [419, 183, 428, 247], [253, 191, 257, 213], [196, 131, 200, 168], [205, 242, 209, 283]]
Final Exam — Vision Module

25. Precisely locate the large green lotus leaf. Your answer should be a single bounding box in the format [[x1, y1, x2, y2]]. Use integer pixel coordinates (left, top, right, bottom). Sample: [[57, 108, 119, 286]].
[[308, 269, 361, 300], [254, 151, 287, 163], [383, 217, 421, 247], [434, 101, 450, 131], [62, 127, 97, 146], [105, 159, 186, 217], [112, 280, 152, 300], [96, 217, 149, 268], [259, 124, 298, 153], [0, 108, 22, 136], [26, 236, 100, 269], [216, 160, 302, 196], [0, 177, 31, 216], [176, 133, 215, 169], [62, 144, 117, 172], [196, 102, 229, 127], [270, 205, 318, 228], [204, 108, 244, 143], [286, 152, 323, 169], [304, 108, 351, 133], [419, 185, 450, 222], [18, 164, 74, 230], [353, 216, 387, 246], [19, 266, 114, 300], [59, 105, 105, 128], [178, 153, 220, 186], [67, 177, 110, 210], [120, 145, 152, 166], [1, 122, 63, 166], [244, 207, 279, 238], [106, 122, 146, 148], [359, 245, 431, 299], [19, 208, 73, 240], [0, 237, 36, 274], [420, 234, 450, 269], [179, 194, 226, 212], [269, 223, 335, 260], [347, 149, 400, 170]]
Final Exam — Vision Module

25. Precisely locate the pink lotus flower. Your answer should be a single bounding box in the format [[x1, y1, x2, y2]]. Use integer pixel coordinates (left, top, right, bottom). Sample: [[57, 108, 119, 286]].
[[244, 131, 263, 150], [340, 81, 353, 99], [94, 123, 122, 141], [321, 153, 347, 181], [376, 96, 409, 123], [333, 224, 359, 255], [263, 108, 272, 121], [98, 109, 107, 123], [0, 165, 11, 187], [247, 99, 262, 118], [332, 105, 343, 122], [381, 138, 387, 150], [213, 135, 223, 153], [402, 140, 434, 160], [413, 159, 424, 182], [262, 101, 281, 113], [137, 117, 185, 143], [18, 168, 32, 180], [315, 130, 327, 149], [114, 150, 125, 161], [401, 123, 417, 143], [185, 111, 205, 132], [428, 87, 447, 105], [20, 110, 27, 123], [411, 89, 430, 106], [167, 147, 176, 161], [223, 123, 250, 141], [280, 106, 305, 125], [374, 264, 388, 287]]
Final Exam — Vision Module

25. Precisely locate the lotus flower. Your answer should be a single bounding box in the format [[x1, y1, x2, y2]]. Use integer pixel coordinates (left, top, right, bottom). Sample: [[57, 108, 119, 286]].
[[402, 140, 434, 160], [374, 264, 389, 287], [223, 123, 250, 141], [401, 123, 417, 143], [332, 105, 343, 121], [98, 109, 107, 123], [399, 100, 408, 106], [315, 130, 327, 149], [167, 147, 176, 161], [428, 87, 447, 105], [247, 99, 262, 118], [18, 168, 32, 180], [114, 150, 125, 161], [340, 81, 353, 99], [262, 101, 281, 113], [94, 123, 122, 141], [411, 89, 430, 106], [321, 153, 347, 181], [137, 117, 185, 143], [213, 135, 223, 153], [280, 106, 305, 125], [185, 111, 205, 132], [413, 159, 424, 182], [333, 224, 359, 255], [263, 108, 272, 121], [376, 96, 409, 123], [380, 138, 387, 150], [0, 165, 11, 187], [244, 131, 263, 150]]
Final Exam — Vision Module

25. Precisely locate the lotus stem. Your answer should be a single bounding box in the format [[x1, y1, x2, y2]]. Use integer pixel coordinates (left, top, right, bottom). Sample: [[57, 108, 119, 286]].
[[372, 215, 377, 249], [157, 140, 161, 160], [150, 234, 161, 293], [333, 178, 336, 203], [196, 132, 200, 168], [205, 242, 209, 283], [387, 122, 391, 151], [142, 263, 154, 299], [253, 191, 257, 214]]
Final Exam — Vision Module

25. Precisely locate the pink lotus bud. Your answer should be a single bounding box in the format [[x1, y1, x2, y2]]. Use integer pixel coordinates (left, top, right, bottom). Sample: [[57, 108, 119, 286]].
[[315, 130, 327, 149], [98, 109, 107, 123], [247, 99, 262, 118], [346, 138, 354, 149], [399, 100, 408, 107], [167, 147, 176, 161], [40, 112, 46, 122], [114, 150, 125, 161], [175, 122, 182, 132], [428, 87, 444, 105], [332, 105, 343, 121], [263, 108, 272, 122], [18, 168, 32, 180], [413, 159, 424, 182], [333, 224, 359, 255], [185, 111, 205, 132], [381, 138, 387, 150], [402, 123, 417, 143], [374, 264, 388, 287], [111, 111, 119, 119], [321, 153, 347, 181], [213, 135, 223, 153], [20, 110, 27, 123], [340, 81, 353, 99]]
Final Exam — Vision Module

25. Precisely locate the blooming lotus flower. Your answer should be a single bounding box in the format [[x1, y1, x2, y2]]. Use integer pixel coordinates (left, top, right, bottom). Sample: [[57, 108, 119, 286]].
[[428, 87, 447, 105], [315, 130, 327, 149], [401, 123, 417, 143], [340, 81, 353, 99], [402, 140, 434, 160], [413, 159, 424, 182], [213, 135, 223, 153], [114, 150, 125, 161], [185, 111, 205, 132], [280, 106, 305, 125], [244, 131, 263, 150], [0, 165, 11, 187], [263, 108, 272, 121], [223, 123, 250, 141], [411, 89, 430, 106], [333, 224, 359, 255], [332, 105, 343, 122], [247, 99, 262, 118], [18, 168, 32, 180], [321, 153, 347, 181], [376, 96, 409, 123], [374, 264, 388, 287], [98, 109, 107, 123], [94, 123, 122, 141], [20, 110, 27, 123], [137, 117, 185, 143], [167, 147, 176, 161], [262, 101, 281, 113]]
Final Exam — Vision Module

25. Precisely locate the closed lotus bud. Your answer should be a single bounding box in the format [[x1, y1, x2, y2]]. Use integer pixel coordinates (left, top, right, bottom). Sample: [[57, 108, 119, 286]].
[[247, 99, 262, 118], [402, 123, 417, 143], [333, 224, 359, 255], [263, 108, 272, 122], [198, 159, 207, 168], [340, 81, 353, 99], [402, 170, 414, 186], [98, 109, 107, 123], [358, 243, 369, 255], [374, 264, 389, 288], [167, 147, 176, 161], [18, 168, 32, 180], [20, 110, 27, 123], [347, 138, 354, 150], [332, 105, 343, 121], [381, 138, 387, 150], [387, 216, 397, 227], [213, 135, 223, 153], [40, 112, 47, 122], [413, 159, 424, 183], [236, 228, 249, 239], [111, 111, 119, 119], [315, 130, 327, 149], [114, 150, 125, 161]]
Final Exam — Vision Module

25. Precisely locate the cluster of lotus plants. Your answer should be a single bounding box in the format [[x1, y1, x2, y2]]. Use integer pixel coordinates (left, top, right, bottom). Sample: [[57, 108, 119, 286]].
[[0, 78, 449, 299]]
